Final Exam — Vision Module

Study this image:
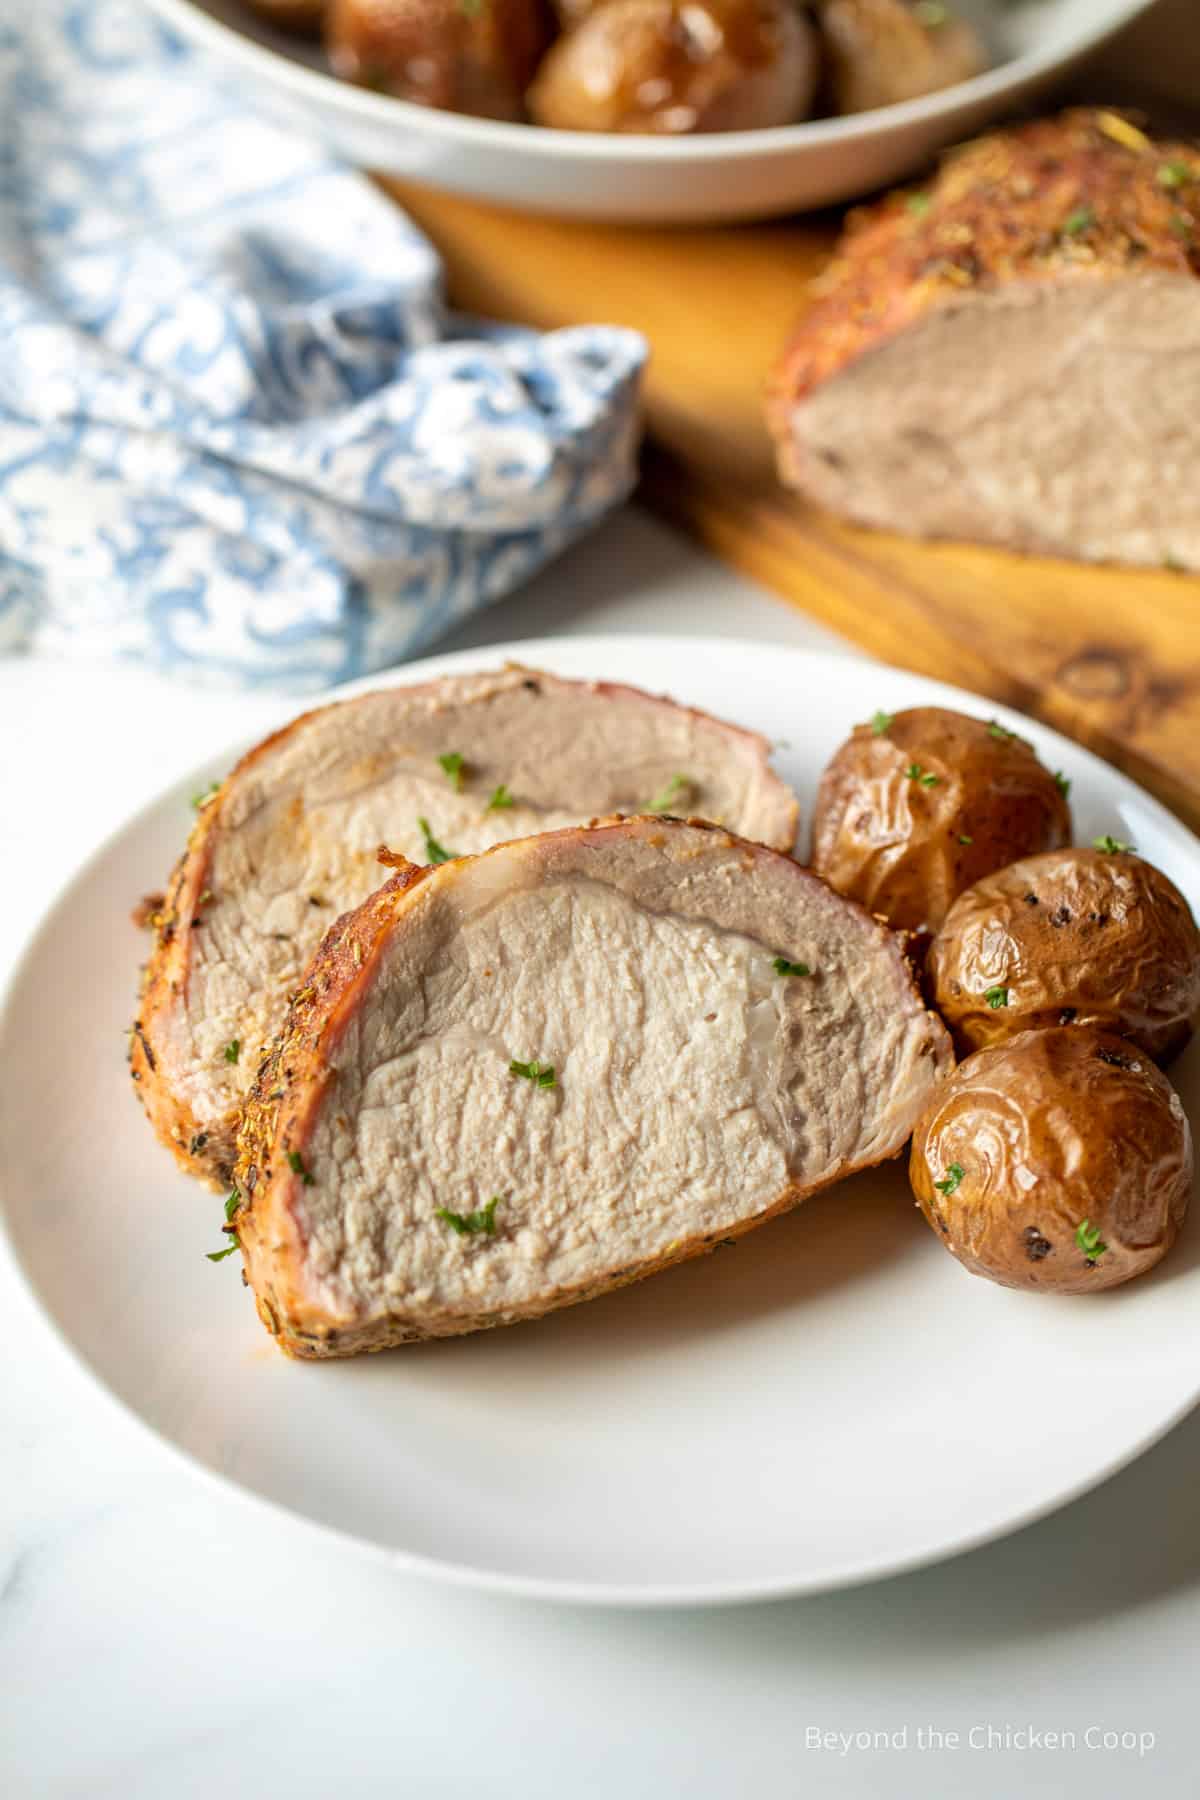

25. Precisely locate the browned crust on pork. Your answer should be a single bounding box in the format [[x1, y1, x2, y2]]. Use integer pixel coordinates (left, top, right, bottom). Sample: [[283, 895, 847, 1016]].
[[232, 816, 951, 1357], [767, 108, 1200, 483], [129, 698, 336, 1192]]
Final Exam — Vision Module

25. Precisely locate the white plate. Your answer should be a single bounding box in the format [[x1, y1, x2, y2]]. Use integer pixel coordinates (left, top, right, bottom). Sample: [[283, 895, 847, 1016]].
[[2, 635, 1198, 1607], [144, 0, 1157, 223]]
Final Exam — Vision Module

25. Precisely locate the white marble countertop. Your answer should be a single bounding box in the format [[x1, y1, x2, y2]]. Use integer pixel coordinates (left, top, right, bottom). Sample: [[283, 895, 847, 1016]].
[[4, 509, 1200, 1800]]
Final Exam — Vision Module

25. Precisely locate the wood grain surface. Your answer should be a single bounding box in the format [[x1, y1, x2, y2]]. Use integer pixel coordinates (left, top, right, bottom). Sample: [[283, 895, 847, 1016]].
[[384, 0, 1200, 825]]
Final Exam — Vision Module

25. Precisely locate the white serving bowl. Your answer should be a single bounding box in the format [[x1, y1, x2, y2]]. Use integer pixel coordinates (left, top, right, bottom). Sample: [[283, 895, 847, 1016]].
[[144, 0, 1159, 223]]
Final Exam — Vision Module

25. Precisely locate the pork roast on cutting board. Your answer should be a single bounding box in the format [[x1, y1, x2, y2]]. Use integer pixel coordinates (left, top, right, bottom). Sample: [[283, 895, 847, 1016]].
[[233, 817, 952, 1356], [768, 110, 1200, 571], [131, 668, 799, 1188]]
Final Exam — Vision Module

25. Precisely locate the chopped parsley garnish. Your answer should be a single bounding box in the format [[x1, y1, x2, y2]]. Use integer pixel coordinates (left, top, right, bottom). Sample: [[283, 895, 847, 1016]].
[[287, 1149, 315, 1185], [1063, 206, 1095, 237], [1076, 1219, 1108, 1264], [987, 720, 1015, 741], [869, 710, 894, 735], [984, 986, 1009, 1009], [1093, 834, 1135, 855], [192, 781, 220, 811], [1170, 213, 1192, 240], [1054, 771, 1071, 797], [485, 784, 514, 813], [207, 1190, 240, 1261], [460, 0, 484, 16], [437, 751, 466, 790], [223, 1038, 240, 1064], [417, 816, 458, 865], [510, 1058, 556, 1089], [958, 834, 973, 846], [905, 762, 939, 788], [647, 773, 693, 814], [436, 1195, 500, 1235], [913, 1, 946, 27], [933, 1162, 964, 1196], [773, 957, 812, 977], [906, 192, 932, 216], [1158, 161, 1194, 190]]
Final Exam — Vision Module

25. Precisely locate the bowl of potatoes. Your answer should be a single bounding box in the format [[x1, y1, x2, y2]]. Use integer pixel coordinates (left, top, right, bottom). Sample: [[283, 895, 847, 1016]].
[[143, 0, 1156, 222]]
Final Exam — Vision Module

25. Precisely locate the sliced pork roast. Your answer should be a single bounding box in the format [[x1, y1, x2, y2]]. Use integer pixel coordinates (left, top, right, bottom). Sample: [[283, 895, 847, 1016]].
[[768, 110, 1200, 570], [232, 817, 952, 1356], [131, 669, 798, 1188]]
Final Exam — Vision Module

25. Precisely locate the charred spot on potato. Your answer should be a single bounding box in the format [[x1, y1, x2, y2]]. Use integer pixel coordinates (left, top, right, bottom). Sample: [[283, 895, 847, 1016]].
[[1097, 1046, 1134, 1069], [1059, 1007, 1077, 1025], [1023, 892, 1039, 906], [1023, 1226, 1053, 1261], [1051, 905, 1072, 926]]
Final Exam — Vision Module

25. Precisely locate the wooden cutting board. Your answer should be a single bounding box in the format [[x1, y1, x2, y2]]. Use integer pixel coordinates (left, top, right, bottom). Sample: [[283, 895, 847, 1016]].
[[382, 8, 1200, 827]]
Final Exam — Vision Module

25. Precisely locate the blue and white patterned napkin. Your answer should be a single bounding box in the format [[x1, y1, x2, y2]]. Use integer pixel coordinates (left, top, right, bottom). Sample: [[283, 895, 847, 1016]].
[[0, 1, 646, 688]]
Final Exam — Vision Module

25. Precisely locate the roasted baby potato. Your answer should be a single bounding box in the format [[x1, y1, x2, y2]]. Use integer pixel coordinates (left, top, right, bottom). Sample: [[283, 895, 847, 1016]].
[[243, 0, 326, 31], [816, 0, 986, 116], [327, 0, 554, 120], [811, 707, 1071, 940], [911, 1027, 1193, 1294], [527, 0, 818, 134], [928, 845, 1200, 1063]]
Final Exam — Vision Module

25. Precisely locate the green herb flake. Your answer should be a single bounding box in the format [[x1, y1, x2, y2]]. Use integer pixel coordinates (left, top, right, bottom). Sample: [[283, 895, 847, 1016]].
[[223, 1038, 240, 1064], [510, 1058, 556, 1089], [417, 816, 458, 865], [913, 0, 947, 26], [987, 720, 1015, 742], [437, 751, 466, 791], [1093, 834, 1136, 855], [904, 762, 939, 788], [869, 709, 895, 735], [1158, 161, 1194, 190], [287, 1149, 315, 1186], [1170, 213, 1192, 240], [485, 784, 514, 813], [933, 1162, 964, 1197], [958, 834, 973, 846], [1063, 206, 1095, 237], [773, 957, 812, 978], [984, 986, 1010, 1010], [906, 192, 932, 217], [437, 1196, 500, 1236], [208, 1190, 241, 1262], [191, 781, 220, 811], [1076, 1218, 1108, 1264], [460, 0, 484, 16], [647, 773, 693, 815], [1054, 771, 1071, 798]]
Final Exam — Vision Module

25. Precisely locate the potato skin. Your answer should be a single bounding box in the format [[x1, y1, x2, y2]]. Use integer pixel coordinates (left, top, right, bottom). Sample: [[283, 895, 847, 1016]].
[[911, 1027, 1193, 1294], [527, 0, 817, 135], [327, 0, 554, 120], [811, 707, 1071, 939], [929, 848, 1200, 1064], [817, 0, 985, 116]]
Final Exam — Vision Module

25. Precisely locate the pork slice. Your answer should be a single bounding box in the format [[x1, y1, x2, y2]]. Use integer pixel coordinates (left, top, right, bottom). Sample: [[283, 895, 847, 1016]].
[[233, 817, 952, 1356], [131, 668, 798, 1188], [767, 110, 1200, 570]]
